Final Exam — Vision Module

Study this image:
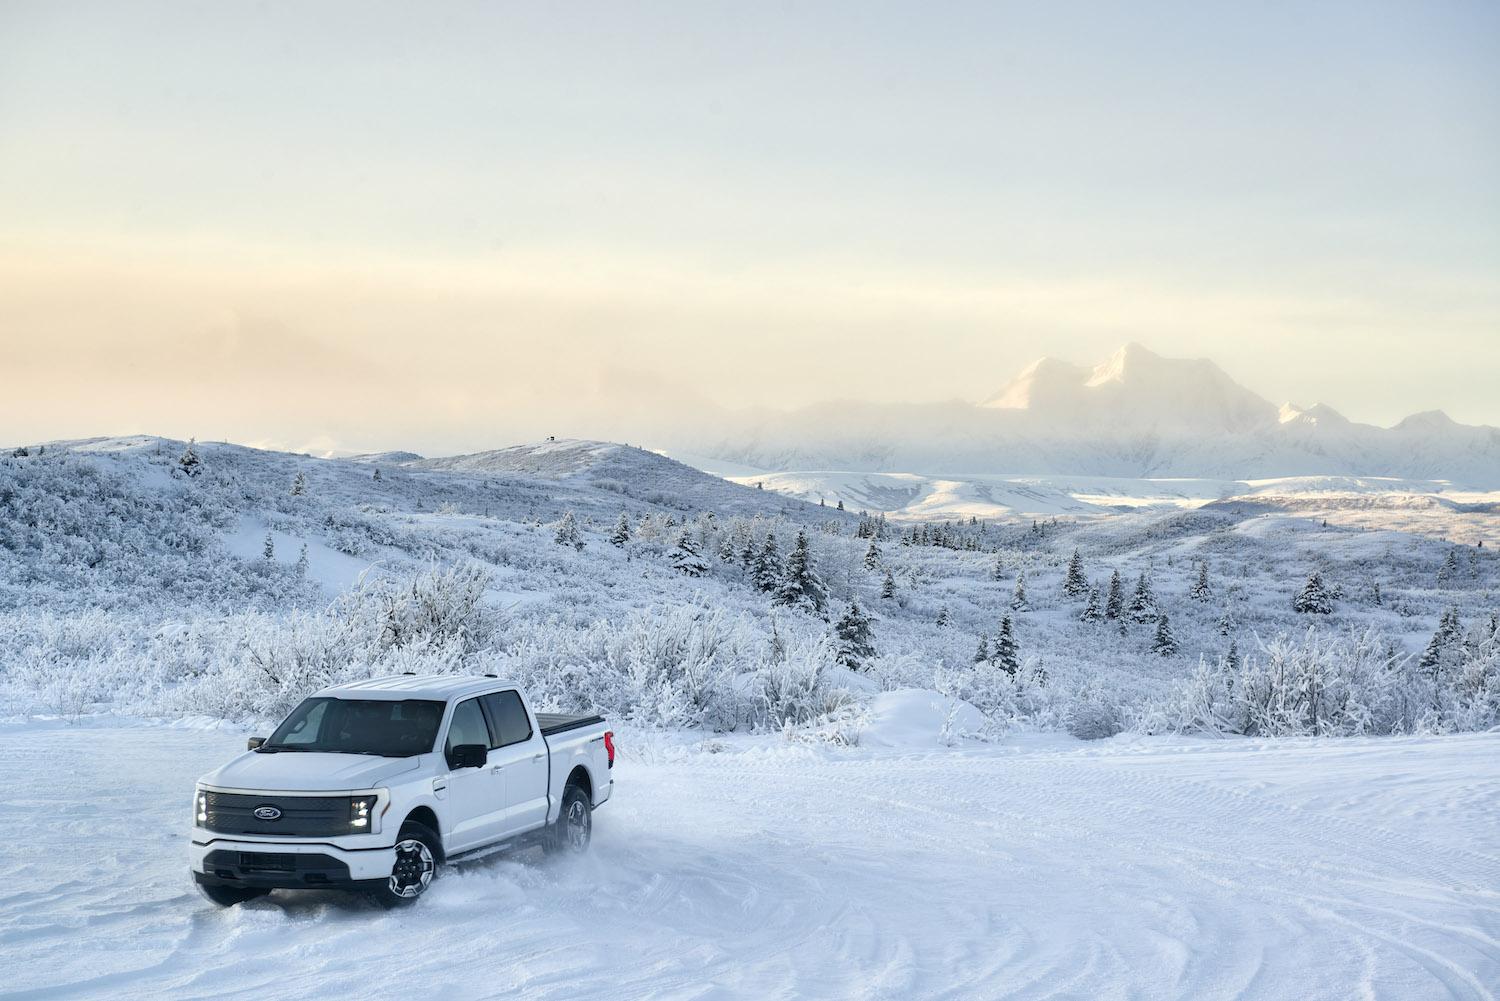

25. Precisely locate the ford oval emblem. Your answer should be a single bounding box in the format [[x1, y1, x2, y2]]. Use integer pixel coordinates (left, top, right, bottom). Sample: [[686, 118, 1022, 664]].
[[253, 805, 282, 821]]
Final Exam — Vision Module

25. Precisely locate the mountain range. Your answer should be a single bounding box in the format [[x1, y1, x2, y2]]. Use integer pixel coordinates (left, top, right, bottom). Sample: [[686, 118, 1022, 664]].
[[666, 343, 1500, 487]]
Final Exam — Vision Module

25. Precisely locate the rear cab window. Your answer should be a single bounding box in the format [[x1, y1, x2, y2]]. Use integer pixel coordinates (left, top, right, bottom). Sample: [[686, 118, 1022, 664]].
[[481, 690, 533, 748]]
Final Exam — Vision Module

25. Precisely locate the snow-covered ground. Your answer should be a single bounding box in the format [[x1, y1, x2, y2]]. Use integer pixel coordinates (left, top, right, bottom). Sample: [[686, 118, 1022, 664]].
[[3, 718, 1497, 1001]]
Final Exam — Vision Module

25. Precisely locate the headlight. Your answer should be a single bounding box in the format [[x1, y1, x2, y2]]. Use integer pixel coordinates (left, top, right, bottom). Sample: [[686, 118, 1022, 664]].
[[195, 787, 208, 825], [349, 794, 377, 831]]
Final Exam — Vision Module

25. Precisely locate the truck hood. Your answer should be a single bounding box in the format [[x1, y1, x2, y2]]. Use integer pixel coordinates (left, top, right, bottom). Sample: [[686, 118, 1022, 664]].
[[201, 750, 426, 792]]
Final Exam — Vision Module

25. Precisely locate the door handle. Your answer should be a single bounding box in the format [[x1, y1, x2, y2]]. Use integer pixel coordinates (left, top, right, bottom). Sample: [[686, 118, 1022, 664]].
[[491, 764, 503, 773], [531, 752, 544, 761]]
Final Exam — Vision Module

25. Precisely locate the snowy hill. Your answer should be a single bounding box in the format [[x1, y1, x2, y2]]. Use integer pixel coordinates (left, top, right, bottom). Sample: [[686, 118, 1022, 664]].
[[668, 344, 1500, 487]]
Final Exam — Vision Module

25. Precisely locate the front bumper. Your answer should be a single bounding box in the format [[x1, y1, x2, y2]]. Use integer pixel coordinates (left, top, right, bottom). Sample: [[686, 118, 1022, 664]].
[[191, 837, 395, 889]]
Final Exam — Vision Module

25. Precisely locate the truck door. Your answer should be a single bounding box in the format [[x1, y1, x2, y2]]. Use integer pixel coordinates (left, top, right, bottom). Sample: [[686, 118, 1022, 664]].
[[442, 696, 506, 852], [482, 690, 550, 836]]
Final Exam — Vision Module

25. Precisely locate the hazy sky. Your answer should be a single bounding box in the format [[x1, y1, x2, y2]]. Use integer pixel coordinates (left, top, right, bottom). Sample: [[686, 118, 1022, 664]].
[[2, 1, 1497, 454]]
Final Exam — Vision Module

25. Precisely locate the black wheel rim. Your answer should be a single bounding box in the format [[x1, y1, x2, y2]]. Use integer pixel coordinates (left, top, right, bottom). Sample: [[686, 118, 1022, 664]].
[[389, 838, 435, 898]]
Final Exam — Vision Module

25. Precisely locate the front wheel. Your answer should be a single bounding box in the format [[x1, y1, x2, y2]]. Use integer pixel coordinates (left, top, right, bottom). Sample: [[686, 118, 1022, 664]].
[[369, 822, 440, 907], [546, 784, 592, 855]]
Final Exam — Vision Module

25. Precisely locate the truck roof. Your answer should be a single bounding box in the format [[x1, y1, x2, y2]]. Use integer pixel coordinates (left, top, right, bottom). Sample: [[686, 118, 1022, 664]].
[[313, 674, 519, 701]]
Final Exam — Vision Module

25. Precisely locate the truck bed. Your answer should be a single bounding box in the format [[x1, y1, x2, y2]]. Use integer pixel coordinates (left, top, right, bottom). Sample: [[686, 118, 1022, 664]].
[[536, 712, 605, 736]]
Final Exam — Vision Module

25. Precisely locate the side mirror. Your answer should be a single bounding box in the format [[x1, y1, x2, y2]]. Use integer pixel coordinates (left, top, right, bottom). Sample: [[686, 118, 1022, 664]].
[[447, 743, 488, 770], [247, 736, 267, 751]]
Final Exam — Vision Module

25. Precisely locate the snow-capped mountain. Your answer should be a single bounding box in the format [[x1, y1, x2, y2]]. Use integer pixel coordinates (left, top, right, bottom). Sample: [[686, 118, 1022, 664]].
[[671, 344, 1500, 487]]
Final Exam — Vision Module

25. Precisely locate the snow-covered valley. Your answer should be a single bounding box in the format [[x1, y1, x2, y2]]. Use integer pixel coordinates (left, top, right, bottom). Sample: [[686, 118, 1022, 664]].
[[3, 431, 1500, 1000], [3, 718, 1496, 1000]]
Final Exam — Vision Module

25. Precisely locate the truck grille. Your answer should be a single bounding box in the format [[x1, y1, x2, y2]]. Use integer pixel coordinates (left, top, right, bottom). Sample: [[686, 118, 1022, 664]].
[[201, 792, 351, 837]]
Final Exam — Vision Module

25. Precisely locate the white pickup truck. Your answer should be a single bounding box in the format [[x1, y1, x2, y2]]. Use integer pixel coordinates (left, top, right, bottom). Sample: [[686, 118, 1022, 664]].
[[190, 674, 614, 906]]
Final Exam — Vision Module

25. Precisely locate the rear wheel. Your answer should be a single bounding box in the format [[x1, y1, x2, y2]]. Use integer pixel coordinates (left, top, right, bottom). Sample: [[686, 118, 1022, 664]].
[[370, 822, 440, 907], [194, 877, 270, 907], [546, 784, 592, 854]]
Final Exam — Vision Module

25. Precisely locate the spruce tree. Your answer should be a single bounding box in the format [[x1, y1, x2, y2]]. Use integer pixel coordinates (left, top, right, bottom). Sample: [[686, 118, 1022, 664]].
[[754, 535, 783, 593], [738, 537, 757, 569], [994, 615, 1019, 675], [864, 540, 881, 571], [1011, 571, 1030, 611], [553, 511, 583, 550], [774, 531, 827, 615], [1225, 639, 1241, 672], [1128, 571, 1158, 623], [609, 512, 631, 547], [717, 535, 736, 561], [262, 533, 275, 560], [671, 529, 710, 577], [1419, 606, 1463, 678], [880, 569, 896, 599], [1062, 548, 1089, 598], [1293, 572, 1334, 614], [991, 555, 1006, 582], [178, 438, 202, 478], [1189, 562, 1212, 602], [1438, 549, 1460, 585], [973, 635, 990, 664], [833, 601, 875, 669], [1370, 580, 1382, 605], [372, 468, 382, 482], [935, 606, 951, 627], [295, 544, 309, 579], [1151, 613, 1179, 656], [1217, 609, 1234, 637], [290, 472, 307, 496], [1104, 569, 1124, 620], [1080, 584, 1102, 622]]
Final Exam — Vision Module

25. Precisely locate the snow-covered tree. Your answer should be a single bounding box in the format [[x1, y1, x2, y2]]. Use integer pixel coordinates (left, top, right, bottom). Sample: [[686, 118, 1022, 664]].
[[553, 511, 584, 550], [1438, 548, 1460, 585], [991, 555, 1006, 582], [1419, 606, 1463, 680], [372, 468, 382, 482], [833, 600, 875, 669], [1080, 584, 1102, 623], [1104, 569, 1124, 620], [863, 540, 881, 571], [994, 614, 1019, 675], [1225, 639, 1241, 672], [1189, 562, 1212, 602], [178, 439, 202, 478], [1151, 613, 1179, 657], [609, 512, 631, 547], [290, 472, 307, 497], [753, 535, 783, 593], [295, 544, 309, 579], [1217, 608, 1235, 637], [670, 529, 710, 577], [935, 606, 951, 628], [774, 531, 827, 616], [1293, 572, 1334, 614], [1011, 571, 1030, 612], [717, 535, 736, 562], [973, 634, 990, 664], [880, 569, 896, 599], [262, 533, 275, 561], [1062, 548, 1089, 598], [1128, 571, 1158, 623]]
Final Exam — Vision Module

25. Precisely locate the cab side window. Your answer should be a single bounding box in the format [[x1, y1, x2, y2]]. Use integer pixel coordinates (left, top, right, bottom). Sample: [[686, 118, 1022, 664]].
[[482, 691, 533, 748], [444, 698, 490, 756]]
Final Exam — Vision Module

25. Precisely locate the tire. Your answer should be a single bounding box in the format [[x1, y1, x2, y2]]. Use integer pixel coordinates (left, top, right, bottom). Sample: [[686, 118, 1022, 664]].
[[194, 877, 270, 907], [546, 783, 592, 855], [370, 821, 441, 908]]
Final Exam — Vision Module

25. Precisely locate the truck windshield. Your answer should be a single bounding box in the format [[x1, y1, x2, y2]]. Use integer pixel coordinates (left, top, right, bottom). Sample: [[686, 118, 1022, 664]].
[[263, 698, 445, 757]]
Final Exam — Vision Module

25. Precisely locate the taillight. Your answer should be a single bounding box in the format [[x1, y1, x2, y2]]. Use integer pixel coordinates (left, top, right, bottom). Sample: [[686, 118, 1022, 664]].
[[603, 730, 615, 768]]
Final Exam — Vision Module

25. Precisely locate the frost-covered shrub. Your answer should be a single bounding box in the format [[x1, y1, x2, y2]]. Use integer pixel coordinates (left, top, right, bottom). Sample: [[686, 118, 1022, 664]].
[[1149, 624, 1500, 737]]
